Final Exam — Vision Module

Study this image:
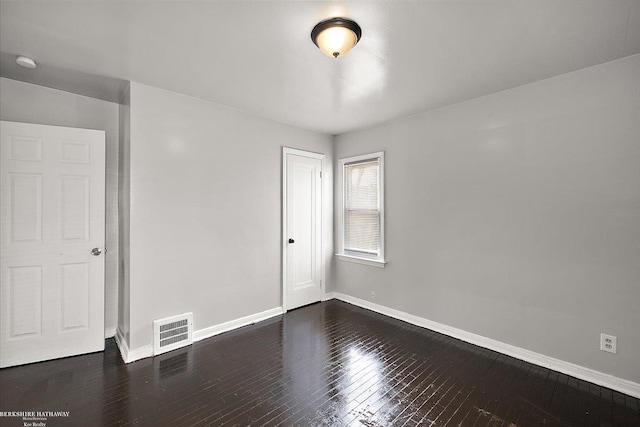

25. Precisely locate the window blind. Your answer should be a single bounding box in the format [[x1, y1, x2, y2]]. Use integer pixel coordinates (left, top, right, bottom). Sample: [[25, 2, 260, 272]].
[[344, 159, 380, 256]]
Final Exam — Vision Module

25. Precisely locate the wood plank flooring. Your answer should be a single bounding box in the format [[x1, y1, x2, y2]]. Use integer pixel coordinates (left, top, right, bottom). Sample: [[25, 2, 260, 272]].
[[1, 300, 638, 426]]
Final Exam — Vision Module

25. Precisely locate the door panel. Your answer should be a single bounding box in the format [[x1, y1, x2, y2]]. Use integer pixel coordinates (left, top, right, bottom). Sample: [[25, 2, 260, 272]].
[[9, 173, 42, 242], [60, 262, 90, 331], [1, 121, 105, 368], [285, 151, 322, 310], [293, 163, 314, 288], [61, 175, 90, 240], [8, 265, 42, 337]]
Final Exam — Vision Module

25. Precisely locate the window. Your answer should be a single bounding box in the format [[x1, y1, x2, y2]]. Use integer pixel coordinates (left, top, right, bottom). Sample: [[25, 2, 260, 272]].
[[338, 152, 385, 267]]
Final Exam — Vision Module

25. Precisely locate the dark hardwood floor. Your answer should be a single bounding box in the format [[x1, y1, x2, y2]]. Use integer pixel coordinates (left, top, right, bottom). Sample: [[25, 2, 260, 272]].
[[1, 300, 639, 426]]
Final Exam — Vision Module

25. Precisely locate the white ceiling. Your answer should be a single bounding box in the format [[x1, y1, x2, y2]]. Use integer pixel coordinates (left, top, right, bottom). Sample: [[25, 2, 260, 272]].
[[1, 0, 639, 135]]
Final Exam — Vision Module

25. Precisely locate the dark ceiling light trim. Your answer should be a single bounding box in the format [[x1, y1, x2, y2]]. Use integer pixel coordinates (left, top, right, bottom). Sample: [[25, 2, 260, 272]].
[[311, 17, 362, 58]]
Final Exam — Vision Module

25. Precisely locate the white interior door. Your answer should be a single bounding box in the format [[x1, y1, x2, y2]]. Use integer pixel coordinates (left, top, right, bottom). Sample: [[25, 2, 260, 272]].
[[283, 148, 323, 310], [0, 121, 105, 368]]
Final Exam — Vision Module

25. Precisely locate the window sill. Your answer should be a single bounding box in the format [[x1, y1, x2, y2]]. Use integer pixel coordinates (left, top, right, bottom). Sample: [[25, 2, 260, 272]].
[[336, 254, 386, 268]]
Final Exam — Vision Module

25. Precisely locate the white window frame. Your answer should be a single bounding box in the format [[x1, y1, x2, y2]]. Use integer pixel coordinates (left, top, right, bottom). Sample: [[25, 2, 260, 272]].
[[336, 151, 386, 268]]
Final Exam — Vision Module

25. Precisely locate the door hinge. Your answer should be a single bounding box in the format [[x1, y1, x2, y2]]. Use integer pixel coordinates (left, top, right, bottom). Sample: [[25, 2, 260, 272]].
[[319, 171, 322, 178]]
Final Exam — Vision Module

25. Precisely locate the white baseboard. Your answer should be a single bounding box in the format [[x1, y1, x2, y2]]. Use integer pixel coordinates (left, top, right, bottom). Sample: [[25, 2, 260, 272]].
[[322, 292, 335, 301], [104, 326, 117, 339], [114, 327, 153, 364], [114, 328, 129, 363], [127, 344, 153, 363], [333, 292, 640, 399], [115, 307, 283, 365], [193, 307, 284, 342]]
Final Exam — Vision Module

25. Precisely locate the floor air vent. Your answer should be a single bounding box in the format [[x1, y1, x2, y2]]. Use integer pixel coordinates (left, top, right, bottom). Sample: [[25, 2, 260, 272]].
[[153, 313, 193, 355]]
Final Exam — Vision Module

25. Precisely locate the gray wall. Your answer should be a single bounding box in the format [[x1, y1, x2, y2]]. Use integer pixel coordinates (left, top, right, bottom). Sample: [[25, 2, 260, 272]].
[[0, 77, 120, 335], [334, 54, 640, 383], [117, 84, 131, 346], [126, 82, 333, 350]]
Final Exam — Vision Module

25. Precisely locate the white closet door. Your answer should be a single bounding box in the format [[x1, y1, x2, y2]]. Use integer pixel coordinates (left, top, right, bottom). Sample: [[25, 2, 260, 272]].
[[284, 150, 322, 310], [0, 121, 105, 368]]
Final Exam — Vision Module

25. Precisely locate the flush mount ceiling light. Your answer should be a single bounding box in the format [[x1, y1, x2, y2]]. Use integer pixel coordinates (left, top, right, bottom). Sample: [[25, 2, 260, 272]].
[[311, 17, 362, 58], [16, 56, 37, 69]]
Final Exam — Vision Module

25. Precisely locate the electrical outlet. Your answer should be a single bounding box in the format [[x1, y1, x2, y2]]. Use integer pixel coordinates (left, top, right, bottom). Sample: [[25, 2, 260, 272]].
[[600, 333, 617, 354], [370, 291, 376, 298]]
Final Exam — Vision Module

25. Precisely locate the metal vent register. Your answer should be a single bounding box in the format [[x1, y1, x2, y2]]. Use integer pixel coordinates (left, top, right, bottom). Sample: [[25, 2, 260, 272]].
[[153, 313, 193, 355]]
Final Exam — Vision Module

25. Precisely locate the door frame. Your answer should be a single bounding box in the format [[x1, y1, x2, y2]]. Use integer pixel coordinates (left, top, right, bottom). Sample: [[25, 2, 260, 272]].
[[282, 147, 326, 311]]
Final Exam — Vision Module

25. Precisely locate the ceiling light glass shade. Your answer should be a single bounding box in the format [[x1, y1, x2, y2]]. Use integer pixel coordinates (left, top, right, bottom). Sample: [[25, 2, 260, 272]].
[[311, 18, 362, 58], [16, 56, 37, 69]]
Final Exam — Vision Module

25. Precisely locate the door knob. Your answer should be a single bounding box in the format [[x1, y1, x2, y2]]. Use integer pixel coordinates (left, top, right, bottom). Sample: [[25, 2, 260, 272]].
[[91, 248, 102, 256], [288, 239, 295, 244]]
